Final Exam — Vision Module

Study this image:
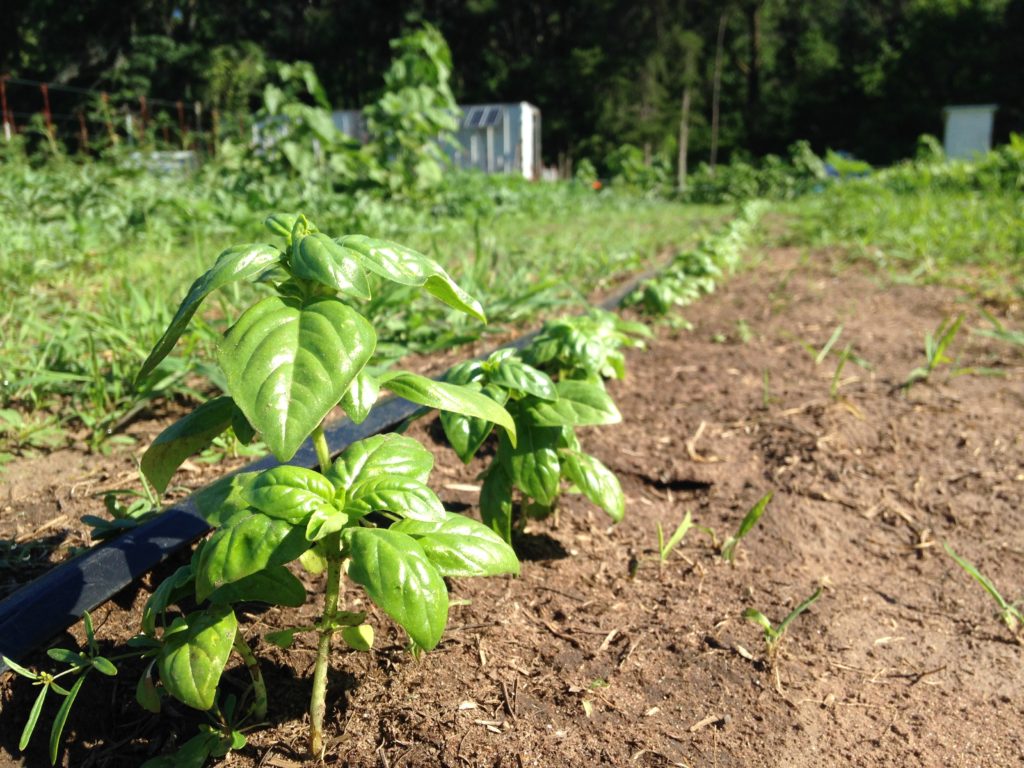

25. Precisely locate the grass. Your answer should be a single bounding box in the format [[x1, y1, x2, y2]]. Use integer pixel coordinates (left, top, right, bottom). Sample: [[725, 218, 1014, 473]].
[[0, 164, 722, 459]]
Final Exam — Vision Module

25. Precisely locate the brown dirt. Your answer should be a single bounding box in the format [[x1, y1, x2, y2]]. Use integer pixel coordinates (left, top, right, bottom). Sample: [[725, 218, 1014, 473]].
[[2, 247, 1023, 767]]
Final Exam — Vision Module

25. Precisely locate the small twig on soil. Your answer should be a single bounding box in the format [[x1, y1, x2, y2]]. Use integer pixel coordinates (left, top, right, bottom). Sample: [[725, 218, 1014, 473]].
[[523, 611, 584, 649], [15, 513, 68, 543], [500, 679, 518, 722]]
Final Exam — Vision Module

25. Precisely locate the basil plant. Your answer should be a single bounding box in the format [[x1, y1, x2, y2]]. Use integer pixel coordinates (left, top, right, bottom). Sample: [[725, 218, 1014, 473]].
[[131, 214, 520, 760], [439, 348, 625, 543]]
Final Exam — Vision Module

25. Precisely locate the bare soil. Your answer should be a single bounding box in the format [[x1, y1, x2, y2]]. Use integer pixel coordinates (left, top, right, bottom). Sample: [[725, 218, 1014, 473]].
[[2, 247, 1023, 767]]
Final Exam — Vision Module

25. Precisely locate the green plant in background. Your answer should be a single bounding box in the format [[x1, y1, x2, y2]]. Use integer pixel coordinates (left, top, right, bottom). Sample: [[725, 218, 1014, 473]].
[[721, 492, 771, 563], [438, 348, 624, 543], [743, 587, 823, 662], [943, 542, 1022, 642], [5, 214, 521, 765], [524, 309, 651, 382]]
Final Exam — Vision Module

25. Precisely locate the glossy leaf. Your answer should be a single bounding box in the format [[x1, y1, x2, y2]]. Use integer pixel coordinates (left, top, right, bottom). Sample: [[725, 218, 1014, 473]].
[[344, 476, 445, 522], [325, 433, 433, 491], [503, 419, 561, 506], [140, 731, 222, 768], [291, 233, 371, 299], [191, 471, 259, 527], [138, 244, 283, 381], [265, 213, 299, 239], [220, 294, 375, 461], [490, 358, 557, 401], [480, 460, 514, 543], [340, 368, 379, 424], [338, 234, 485, 322], [560, 450, 625, 522], [523, 380, 621, 427], [208, 565, 307, 607], [340, 624, 374, 652], [393, 512, 520, 577], [304, 505, 349, 541], [378, 371, 516, 445], [195, 512, 310, 601], [439, 383, 506, 463], [246, 466, 336, 524], [157, 606, 237, 711], [141, 396, 235, 493], [344, 528, 448, 650]]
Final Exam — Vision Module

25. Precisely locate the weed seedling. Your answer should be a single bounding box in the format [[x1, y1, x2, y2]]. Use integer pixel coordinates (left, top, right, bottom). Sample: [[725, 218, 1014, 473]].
[[721, 492, 771, 563], [657, 511, 695, 564], [943, 542, 1022, 642], [903, 313, 964, 389], [743, 587, 823, 662]]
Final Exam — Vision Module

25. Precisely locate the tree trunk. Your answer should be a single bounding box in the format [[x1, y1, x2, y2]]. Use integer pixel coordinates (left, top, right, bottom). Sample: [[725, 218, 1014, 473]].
[[677, 82, 691, 191], [745, 1, 763, 152], [710, 11, 727, 171]]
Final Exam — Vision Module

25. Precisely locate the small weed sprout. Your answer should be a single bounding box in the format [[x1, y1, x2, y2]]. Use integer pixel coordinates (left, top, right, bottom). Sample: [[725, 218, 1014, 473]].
[[743, 587, 823, 662], [943, 542, 1022, 642], [903, 313, 964, 389], [721, 492, 771, 563], [2, 612, 119, 765], [657, 511, 695, 565]]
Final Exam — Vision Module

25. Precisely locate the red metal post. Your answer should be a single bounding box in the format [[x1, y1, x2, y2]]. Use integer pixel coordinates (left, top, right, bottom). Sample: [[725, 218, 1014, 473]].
[[40, 82, 54, 135]]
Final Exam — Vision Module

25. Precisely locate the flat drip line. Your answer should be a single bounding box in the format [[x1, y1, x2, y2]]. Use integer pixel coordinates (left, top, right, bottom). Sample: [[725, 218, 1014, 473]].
[[0, 248, 680, 670]]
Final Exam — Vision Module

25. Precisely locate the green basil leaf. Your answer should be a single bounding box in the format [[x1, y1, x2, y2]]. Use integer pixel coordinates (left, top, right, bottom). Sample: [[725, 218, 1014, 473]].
[[157, 606, 237, 711], [247, 466, 336, 524], [480, 460, 514, 543], [344, 528, 448, 650], [265, 213, 299, 239], [291, 233, 371, 299], [523, 380, 621, 427], [191, 471, 259, 528], [377, 371, 516, 446], [560, 450, 625, 522], [338, 234, 485, 322], [207, 565, 306, 607], [339, 368, 379, 424], [344, 476, 445, 522], [503, 418, 561, 506], [231, 404, 257, 445], [195, 512, 309, 601], [340, 624, 374, 652], [393, 512, 519, 577], [141, 396, 235, 493], [138, 244, 283, 381], [220, 294, 375, 461], [304, 507, 349, 541], [325, 433, 433, 491], [438, 382, 505, 464], [490, 359, 557, 401], [442, 360, 484, 386]]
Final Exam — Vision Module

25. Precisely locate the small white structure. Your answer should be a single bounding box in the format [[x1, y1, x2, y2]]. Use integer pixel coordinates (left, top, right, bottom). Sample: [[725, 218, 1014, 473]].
[[447, 102, 542, 180], [943, 104, 997, 159], [332, 101, 542, 180]]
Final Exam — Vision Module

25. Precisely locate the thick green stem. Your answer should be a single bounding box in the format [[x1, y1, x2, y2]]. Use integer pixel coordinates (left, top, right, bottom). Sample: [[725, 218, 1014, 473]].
[[312, 423, 332, 474], [308, 530, 342, 757], [309, 422, 341, 757], [232, 630, 267, 721]]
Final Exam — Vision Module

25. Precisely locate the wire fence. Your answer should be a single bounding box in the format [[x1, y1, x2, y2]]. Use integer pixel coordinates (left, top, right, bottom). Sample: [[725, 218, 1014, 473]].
[[0, 74, 251, 155]]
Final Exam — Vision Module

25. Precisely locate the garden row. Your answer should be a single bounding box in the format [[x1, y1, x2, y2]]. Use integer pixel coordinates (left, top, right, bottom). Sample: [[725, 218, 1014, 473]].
[[1, 205, 766, 766]]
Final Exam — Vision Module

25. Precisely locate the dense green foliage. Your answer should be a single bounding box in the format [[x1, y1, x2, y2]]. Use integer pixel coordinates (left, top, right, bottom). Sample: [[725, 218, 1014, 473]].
[[4, 1, 1022, 167]]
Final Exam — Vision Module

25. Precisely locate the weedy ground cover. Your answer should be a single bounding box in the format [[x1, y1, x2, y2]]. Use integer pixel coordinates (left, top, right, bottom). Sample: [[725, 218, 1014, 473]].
[[0, 167, 717, 463]]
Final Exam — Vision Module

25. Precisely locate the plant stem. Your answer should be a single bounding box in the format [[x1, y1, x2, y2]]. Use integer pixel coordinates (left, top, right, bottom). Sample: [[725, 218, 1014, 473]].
[[309, 530, 342, 758], [232, 630, 267, 720], [309, 421, 341, 757], [312, 423, 332, 474]]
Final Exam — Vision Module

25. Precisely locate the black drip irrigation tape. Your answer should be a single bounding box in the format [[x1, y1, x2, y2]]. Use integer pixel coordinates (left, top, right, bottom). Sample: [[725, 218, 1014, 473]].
[[0, 259, 667, 671]]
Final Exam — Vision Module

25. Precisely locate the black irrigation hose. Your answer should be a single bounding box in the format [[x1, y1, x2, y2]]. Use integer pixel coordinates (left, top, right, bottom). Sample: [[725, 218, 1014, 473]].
[[0, 257, 670, 671]]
